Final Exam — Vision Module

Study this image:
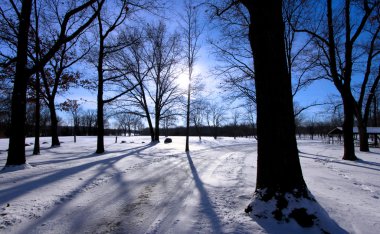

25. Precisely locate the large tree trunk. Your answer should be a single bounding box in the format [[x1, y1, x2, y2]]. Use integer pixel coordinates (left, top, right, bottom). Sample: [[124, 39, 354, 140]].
[[144, 107, 155, 142], [96, 77, 105, 153], [248, 1, 306, 194], [357, 114, 369, 152], [342, 94, 358, 160], [6, 0, 33, 166], [48, 101, 60, 147], [96, 24, 105, 153]]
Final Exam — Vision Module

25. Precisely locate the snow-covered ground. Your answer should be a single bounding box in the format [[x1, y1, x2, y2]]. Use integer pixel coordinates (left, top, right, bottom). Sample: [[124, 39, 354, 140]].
[[0, 136, 379, 233]]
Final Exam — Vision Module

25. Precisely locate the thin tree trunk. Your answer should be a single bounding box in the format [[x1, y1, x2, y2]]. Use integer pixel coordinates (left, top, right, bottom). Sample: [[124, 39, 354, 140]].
[[248, 1, 307, 194], [33, 0, 40, 155], [154, 109, 160, 141], [195, 124, 201, 141], [185, 81, 191, 151], [33, 75, 41, 155], [6, 0, 33, 166], [374, 97, 378, 146]]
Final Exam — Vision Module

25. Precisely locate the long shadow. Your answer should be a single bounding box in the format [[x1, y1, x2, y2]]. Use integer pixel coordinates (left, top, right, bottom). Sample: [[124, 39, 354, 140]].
[[22, 148, 189, 234], [0, 143, 155, 204], [299, 152, 380, 172], [26, 143, 154, 167], [185, 152, 222, 233]]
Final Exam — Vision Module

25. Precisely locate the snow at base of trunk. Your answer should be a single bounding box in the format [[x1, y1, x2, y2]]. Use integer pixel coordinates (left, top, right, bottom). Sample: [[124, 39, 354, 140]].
[[247, 189, 347, 233], [1, 163, 33, 172]]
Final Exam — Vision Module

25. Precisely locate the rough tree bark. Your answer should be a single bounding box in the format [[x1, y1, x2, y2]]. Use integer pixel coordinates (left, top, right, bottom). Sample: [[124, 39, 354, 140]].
[[242, 0, 307, 194], [6, 0, 33, 165], [96, 32, 105, 153], [33, 0, 41, 155], [33, 73, 41, 155], [49, 101, 60, 146], [6, 0, 104, 165]]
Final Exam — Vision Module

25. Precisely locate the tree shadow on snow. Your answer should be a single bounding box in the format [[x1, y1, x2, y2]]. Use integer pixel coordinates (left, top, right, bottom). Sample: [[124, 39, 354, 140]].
[[249, 191, 348, 234], [0, 143, 156, 204], [11, 142, 160, 234], [186, 152, 222, 233], [300, 151, 380, 172]]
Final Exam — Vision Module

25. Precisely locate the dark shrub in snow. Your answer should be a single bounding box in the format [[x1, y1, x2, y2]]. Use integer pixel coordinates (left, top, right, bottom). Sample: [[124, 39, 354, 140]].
[[164, 138, 172, 144]]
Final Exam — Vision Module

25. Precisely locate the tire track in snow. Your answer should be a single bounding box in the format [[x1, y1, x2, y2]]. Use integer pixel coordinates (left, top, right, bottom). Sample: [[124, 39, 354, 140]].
[[117, 144, 256, 233]]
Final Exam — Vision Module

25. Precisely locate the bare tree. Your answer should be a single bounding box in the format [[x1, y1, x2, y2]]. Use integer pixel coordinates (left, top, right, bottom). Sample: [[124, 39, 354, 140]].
[[231, 110, 241, 139], [208, 3, 255, 105], [2, 0, 105, 166], [205, 102, 225, 139], [80, 109, 97, 135], [210, 1, 308, 222], [91, 0, 163, 152], [179, 0, 203, 151], [210, 0, 322, 121], [242, 0, 308, 219], [116, 112, 141, 136], [162, 109, 177, 137], [32, 0, 41, 155], [117, 31, 155, 141], [294, 0, 379, 158], [59, 99, 81, 143], [191, 98, 207, 141], [91, 0, 137, 153], [5, 0, 33, 165], [145, 21, 182, 142]]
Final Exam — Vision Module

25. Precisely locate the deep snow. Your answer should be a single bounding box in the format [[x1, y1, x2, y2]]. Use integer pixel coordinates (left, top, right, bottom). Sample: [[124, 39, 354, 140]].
[[0, 136, 379, 233]]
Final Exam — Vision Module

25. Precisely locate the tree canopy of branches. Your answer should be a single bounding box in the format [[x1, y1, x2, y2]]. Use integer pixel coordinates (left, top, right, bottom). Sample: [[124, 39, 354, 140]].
[[59, 99, 80, 142], [121, 22, 182, 142], [210, 0, 308, 222], [294, 0, 380, 159], [179, 0, 203, 152], [2, 0, 105, 166]]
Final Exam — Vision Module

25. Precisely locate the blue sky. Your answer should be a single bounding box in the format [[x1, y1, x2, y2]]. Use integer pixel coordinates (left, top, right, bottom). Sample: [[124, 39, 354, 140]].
[[56, 0, 341, 127]]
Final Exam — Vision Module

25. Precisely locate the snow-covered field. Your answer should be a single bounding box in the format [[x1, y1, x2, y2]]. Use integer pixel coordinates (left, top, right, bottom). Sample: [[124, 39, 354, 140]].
[[0, 136, 379, 233]]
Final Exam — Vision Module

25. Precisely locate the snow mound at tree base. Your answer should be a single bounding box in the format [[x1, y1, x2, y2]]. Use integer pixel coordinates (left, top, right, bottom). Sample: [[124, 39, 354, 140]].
[[245, 189, 348, 233], [1, 163, 33, 173]]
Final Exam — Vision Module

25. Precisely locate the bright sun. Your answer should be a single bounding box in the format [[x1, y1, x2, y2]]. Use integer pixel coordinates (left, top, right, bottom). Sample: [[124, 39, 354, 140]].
[[176, 65, 202, 90], [177, 72, 190, 90]]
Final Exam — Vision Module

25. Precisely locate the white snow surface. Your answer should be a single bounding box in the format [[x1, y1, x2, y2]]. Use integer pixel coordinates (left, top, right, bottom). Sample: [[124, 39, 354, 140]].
[[0, 136, 379, 233]]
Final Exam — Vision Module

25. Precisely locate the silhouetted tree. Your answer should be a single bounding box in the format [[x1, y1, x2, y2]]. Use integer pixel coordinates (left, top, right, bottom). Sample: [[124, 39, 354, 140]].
[[205, 102, 225, 139], [179, 0, 203, 152], [294, 0, 379, 158], [60, 99, 80, 143], [3, 0, 105, 166], [242, 0, 306, 196], [210, 1, 308, 215], [146, 22, 182, 141]]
